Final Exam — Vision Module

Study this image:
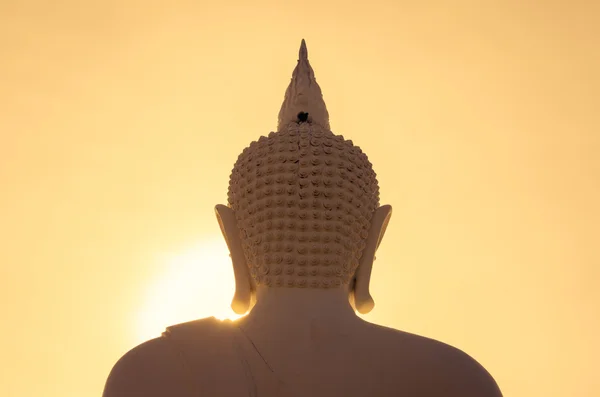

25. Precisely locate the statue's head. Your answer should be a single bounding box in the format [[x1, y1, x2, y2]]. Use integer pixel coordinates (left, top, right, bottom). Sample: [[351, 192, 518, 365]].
[[216, 40, 392, 315]]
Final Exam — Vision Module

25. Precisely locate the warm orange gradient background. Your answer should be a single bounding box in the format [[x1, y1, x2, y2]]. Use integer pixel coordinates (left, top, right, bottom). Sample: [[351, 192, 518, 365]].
[[1, 1, 598, 396]]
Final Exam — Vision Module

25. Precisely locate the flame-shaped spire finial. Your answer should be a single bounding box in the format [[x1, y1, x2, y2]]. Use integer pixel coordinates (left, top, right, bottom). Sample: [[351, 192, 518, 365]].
[[277, 39, 330, 131]]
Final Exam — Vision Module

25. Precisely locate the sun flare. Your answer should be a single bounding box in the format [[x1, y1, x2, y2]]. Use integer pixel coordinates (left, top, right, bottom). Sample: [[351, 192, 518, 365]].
[[136, 237, 242, 343]]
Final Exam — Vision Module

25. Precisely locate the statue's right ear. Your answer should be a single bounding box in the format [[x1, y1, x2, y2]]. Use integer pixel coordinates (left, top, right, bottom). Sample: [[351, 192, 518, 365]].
[[215, 205, 253, 315], [351, 205, 392, 314]]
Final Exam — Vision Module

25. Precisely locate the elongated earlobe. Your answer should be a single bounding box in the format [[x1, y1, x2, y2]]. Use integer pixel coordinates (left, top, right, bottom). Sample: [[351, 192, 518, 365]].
[[215, 205, 253, 314], [352, 205, 392, 314]]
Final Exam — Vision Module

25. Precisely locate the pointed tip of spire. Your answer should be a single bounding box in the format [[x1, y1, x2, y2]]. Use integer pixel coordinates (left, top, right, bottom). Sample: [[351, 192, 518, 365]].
[[278, 39, 330, 131], [299, 39, 307, 61]]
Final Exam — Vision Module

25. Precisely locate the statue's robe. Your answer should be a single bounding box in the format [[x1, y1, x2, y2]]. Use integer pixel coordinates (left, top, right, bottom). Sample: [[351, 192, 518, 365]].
[[162, 317, 291, 397]]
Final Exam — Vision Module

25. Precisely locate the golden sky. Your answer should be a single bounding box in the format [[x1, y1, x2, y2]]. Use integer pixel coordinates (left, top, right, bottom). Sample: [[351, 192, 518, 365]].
[[1, 1, 598, 396]]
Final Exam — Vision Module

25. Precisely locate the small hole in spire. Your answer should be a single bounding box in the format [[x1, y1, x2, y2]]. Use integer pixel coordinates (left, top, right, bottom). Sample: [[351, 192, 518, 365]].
[[297, 112, 309, 123]]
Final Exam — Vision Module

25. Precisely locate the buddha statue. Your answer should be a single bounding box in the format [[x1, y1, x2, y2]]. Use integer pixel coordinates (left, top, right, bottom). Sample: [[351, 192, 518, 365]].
[[103, 40, 503, 397]]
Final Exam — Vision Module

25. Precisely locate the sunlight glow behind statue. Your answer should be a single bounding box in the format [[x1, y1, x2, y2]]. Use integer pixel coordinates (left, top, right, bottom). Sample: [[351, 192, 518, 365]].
[[103, 39, 503, 397], [136, 238, 240, 343]]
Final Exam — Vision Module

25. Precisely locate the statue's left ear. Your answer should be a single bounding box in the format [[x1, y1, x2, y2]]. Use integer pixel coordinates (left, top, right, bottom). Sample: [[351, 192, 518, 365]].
[[351, 205, 392, 314], [215, 205, 253, 315]]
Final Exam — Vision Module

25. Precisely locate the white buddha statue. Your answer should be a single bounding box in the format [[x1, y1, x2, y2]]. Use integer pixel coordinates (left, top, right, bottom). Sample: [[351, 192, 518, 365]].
[[102, 39, 502, 397]]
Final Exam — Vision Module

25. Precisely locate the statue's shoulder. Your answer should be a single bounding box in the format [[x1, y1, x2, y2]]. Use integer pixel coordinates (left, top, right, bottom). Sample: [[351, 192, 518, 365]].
[[102, 336, 193, 397], [363, 322, 503, 397], [103, 317, 244, 397]]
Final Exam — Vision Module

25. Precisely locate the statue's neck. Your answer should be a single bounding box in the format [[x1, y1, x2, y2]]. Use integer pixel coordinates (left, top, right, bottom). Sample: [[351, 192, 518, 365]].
[[239, 287, 361, 341]]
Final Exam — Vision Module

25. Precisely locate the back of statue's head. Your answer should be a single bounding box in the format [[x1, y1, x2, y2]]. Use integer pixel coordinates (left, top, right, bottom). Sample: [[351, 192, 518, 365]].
[[228, 122, 380, 289]]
